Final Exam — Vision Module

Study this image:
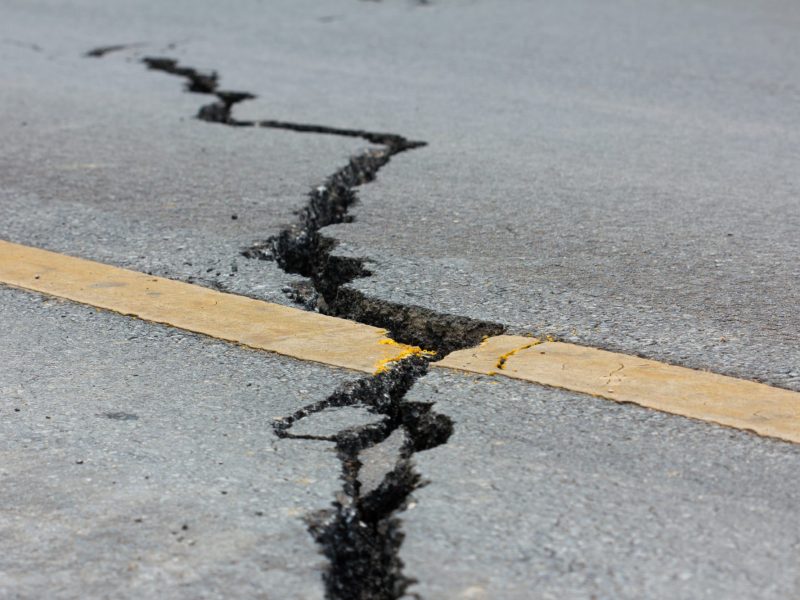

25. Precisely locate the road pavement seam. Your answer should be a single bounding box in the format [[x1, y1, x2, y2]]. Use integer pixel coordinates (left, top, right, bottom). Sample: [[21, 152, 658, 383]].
[[45, 52, 500, 600]]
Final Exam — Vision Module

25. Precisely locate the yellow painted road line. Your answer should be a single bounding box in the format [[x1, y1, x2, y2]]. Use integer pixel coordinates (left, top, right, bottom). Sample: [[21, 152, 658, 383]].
[[0, 240, 430, 374], [3, 240, 800, 444], [436, 335, 800, 444]]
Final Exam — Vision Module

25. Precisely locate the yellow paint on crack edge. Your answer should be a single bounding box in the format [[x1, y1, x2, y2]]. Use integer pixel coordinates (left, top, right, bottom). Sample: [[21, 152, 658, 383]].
[[374, 339, 437, 374], [436, 335, 800, 444], [0, 240, 430, 374]]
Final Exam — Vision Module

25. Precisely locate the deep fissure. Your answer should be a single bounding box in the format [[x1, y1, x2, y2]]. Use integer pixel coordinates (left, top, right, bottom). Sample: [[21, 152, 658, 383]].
[[141, 56, 504, 356], [273, 359, 451, 600], [128, 55, 505, 599]]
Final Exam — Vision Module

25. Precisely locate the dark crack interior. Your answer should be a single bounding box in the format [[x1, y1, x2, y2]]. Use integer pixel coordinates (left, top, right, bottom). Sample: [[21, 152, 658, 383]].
[[141, 55, 504, 355], [274, 359, 452, 600], [85, 43, 142, 57], [124, 54, 504, 599]]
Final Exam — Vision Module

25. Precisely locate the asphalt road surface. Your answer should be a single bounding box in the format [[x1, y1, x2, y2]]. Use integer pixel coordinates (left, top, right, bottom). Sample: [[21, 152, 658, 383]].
[[2, 1, 799, 599]]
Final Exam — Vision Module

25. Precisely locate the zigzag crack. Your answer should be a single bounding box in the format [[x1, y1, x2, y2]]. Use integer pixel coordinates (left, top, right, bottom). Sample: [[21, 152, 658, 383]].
[[273, 359, 452, 600], [140, 55, 504, 356], [126, 55, 505, 600]]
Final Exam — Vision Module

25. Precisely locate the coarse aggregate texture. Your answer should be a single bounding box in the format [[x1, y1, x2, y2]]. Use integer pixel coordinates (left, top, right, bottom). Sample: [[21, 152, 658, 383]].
[[401, 369, 800, 600], [0, 286, 362, 599], [313, 0, 800, 390], [287, 405, 386, 439], [0, 17, 366, 305], [6, 0, 797, 389], [357, 428, 407, 498], [3, 0, 800, 597]]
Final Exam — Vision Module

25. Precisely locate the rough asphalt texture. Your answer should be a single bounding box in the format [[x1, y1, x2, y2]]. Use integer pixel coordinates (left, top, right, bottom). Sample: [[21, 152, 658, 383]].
[[1, 14, 365, 305], [0, 287, 359, 599], [403, 370, 800, 599], [5, 1, 797, 386], [2, 0, 799, 598], [317, 1, 800, 391]]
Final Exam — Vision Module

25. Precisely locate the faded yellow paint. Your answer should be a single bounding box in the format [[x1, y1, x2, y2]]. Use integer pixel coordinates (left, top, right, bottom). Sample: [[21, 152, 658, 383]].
[[438, 335, 541, 376], [0, 240, 429, 374], [436, 335, 800, 444], [4, 239, 800, 444]]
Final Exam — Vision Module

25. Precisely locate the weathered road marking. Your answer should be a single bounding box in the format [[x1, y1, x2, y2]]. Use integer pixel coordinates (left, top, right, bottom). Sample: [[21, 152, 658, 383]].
[[437, 335, 800, 444], [0, 239, 429, 373], [3, 239, 799, 444]]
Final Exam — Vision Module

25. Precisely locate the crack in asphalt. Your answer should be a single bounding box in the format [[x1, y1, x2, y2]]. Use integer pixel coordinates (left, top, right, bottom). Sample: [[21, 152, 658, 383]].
[[102, 54, 507, 600], [140, 56, 505, 355], [273, 359, 451, 600], [85, 43, 144, 57]]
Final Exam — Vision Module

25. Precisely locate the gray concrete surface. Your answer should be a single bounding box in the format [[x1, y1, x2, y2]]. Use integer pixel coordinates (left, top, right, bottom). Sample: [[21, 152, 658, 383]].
[[315, 0, 800, 391], [0, 286, 359, 599], [402, 370, 800, 599], [4, 1, 797, 387], [1, 14, 366, 305], [2, 0, 799, 598]]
